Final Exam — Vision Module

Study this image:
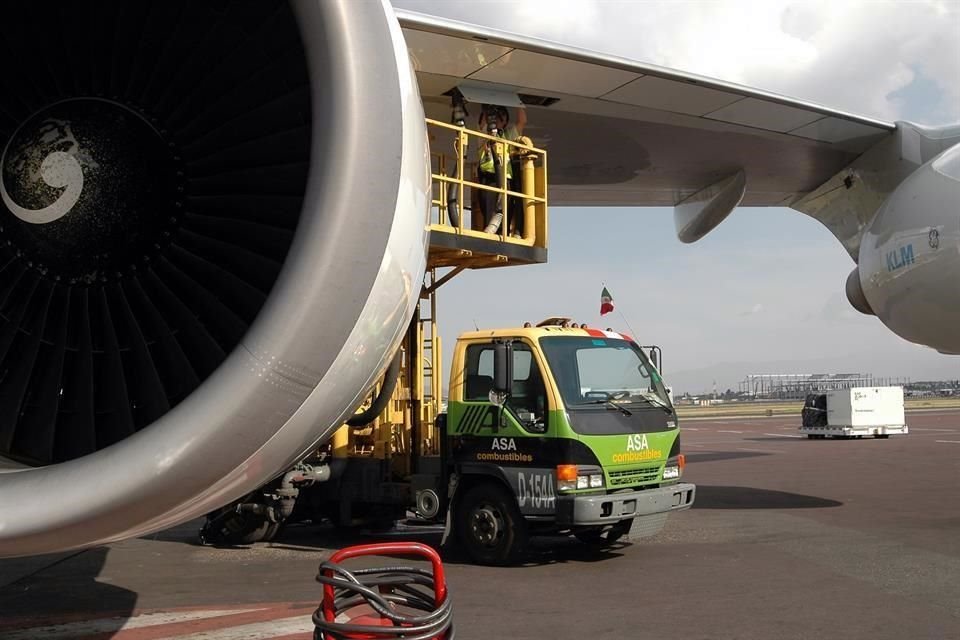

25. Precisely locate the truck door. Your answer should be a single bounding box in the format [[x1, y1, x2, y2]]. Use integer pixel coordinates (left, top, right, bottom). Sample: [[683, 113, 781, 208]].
[[451, 340, 557, 516]]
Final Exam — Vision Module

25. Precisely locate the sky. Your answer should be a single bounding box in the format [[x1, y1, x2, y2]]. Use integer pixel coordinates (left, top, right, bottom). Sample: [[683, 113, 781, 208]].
[[392, 0, 960, 393]]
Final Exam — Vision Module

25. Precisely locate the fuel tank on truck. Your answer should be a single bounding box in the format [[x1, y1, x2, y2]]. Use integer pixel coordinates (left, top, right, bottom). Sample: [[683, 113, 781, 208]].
[[0, 0, 430, 557]]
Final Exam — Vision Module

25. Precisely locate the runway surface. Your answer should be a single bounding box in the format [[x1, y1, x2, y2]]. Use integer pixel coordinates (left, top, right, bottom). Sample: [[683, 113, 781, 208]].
[[2, 409, 958, 639]]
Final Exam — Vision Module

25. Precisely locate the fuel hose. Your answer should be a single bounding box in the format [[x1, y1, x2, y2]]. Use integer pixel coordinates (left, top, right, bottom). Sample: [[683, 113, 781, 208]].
[[312, 562, 454, 639], [346, 352, 402, 427]]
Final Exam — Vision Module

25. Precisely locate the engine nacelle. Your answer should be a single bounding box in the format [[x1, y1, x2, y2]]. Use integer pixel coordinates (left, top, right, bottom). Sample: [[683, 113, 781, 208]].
[[857, 143, 960, 355], [0, 0, 430, 556]]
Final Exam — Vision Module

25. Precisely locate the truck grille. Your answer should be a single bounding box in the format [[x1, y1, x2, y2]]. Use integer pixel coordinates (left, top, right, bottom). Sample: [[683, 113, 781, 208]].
[[608, 466, 660, 487]]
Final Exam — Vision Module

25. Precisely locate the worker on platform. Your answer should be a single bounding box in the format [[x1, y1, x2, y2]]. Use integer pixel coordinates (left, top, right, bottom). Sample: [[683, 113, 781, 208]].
[[476, 105, 526, 236]]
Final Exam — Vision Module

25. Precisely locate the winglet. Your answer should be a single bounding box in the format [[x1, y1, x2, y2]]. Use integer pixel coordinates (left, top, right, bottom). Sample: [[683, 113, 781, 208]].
[[674, 170, 746, 243]]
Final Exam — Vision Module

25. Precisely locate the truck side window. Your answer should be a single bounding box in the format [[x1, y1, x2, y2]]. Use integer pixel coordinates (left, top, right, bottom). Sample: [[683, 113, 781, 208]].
[[465, 344, 495, 400], [464, 343, 547, 428]]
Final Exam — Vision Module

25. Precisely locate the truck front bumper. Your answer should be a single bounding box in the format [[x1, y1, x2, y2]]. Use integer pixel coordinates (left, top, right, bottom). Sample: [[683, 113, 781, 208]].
[[557, 483, 695, 527]]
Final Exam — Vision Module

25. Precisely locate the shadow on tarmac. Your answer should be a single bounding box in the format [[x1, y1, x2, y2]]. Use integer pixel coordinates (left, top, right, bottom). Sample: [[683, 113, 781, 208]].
[[513, 537, 630, 567], [684, 451, 771, 464], [0, 547, 137, 637], [693, 485, 843, 509], [190, 519, 631, 568]]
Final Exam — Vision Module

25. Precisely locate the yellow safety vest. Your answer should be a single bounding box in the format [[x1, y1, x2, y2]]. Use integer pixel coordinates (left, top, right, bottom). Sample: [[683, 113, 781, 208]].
[[478, 126, 517, 178]]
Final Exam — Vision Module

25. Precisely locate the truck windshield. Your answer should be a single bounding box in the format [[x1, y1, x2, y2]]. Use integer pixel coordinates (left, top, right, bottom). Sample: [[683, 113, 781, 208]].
[[539, 336, 672, 412]]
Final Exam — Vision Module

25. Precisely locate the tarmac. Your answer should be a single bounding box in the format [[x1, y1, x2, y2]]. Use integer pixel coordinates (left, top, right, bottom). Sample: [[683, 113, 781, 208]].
[[2, 409, 959, 639]]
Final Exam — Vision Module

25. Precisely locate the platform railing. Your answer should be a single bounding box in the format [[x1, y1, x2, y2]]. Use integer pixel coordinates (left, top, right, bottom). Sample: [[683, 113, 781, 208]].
[[426, 118, 548, 249]]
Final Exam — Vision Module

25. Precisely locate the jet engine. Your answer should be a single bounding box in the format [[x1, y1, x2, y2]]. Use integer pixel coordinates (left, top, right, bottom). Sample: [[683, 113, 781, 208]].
[[0, 0, 430, 557], [856, 142, 960, 355]]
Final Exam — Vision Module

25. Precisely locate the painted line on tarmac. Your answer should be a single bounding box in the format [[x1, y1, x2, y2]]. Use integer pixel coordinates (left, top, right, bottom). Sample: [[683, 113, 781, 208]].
[[737, 447, 782, 454], [905, 408, 960, 415], [935, 440, 960, 444], [679, 406, 960, 423], [146, 616, 313, 640], [763, 433, 803, 438], [913, 428, 957, 432], [679, 415, 791, 423], [717, 430, 744, 434], [0, 609, 269, 640]]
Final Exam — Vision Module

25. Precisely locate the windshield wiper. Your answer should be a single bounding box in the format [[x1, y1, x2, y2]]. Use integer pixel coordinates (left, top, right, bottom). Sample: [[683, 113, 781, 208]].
[[636, 393, 673, 414], [577, 399, 632, 416]]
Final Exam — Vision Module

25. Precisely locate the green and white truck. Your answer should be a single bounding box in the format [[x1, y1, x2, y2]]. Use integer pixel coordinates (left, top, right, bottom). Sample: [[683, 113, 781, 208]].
[[441, 320, 695, 563], [203, 318, 695, 566]]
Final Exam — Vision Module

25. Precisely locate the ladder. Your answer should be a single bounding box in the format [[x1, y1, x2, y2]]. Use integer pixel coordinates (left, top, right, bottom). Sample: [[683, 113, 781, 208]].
[[417, 271, 443, 456]]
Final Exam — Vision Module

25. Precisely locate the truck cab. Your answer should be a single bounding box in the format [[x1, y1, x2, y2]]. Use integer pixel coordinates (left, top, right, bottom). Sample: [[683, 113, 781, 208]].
[[446, 320, 695, 564]]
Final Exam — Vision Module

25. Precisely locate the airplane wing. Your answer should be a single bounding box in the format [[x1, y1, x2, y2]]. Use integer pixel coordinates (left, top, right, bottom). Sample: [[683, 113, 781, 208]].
[[398, 9, 894, 206], [396, 9, 906, 254]]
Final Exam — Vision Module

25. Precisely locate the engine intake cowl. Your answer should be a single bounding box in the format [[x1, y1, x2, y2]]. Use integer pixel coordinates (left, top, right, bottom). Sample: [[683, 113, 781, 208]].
[[0, 0, 429, 557]]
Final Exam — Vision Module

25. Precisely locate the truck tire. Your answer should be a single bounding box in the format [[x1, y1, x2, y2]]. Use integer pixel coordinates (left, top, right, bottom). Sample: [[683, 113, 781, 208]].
[[455, 482, 528, 566]]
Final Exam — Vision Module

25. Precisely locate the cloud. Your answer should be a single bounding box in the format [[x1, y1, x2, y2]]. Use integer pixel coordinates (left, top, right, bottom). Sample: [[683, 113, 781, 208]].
[[740, 303, 764, 316]]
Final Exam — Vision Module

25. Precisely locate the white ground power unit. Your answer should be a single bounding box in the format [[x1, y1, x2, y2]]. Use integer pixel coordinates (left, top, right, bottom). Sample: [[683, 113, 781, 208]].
[[800, 387, 908, 439]]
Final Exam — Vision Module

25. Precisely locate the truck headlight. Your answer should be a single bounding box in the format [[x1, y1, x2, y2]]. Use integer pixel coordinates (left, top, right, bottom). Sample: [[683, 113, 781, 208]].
[[663, 454, 685, 481], [556, 465, 605, 492]]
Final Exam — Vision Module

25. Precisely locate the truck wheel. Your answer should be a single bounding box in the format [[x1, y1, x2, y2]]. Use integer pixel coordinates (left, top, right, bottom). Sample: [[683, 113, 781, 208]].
[[456, 482, 528, 566]]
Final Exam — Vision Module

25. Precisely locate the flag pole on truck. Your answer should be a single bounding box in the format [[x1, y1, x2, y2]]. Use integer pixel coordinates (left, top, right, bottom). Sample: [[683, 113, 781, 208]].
[[600, 284, 639, 339]]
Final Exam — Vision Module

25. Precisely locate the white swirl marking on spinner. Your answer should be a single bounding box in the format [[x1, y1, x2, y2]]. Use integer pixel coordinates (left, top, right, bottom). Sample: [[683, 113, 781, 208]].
[[1, 122, 84, 225]]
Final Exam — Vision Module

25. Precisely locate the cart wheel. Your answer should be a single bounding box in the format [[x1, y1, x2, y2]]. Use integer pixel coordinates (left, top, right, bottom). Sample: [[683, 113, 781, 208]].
[[456, 482, 527, 566]]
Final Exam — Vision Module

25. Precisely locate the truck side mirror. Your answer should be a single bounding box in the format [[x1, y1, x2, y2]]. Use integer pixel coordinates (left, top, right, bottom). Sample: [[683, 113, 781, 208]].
[[649, 349, 659, 371], [493, 341, 514, 400]]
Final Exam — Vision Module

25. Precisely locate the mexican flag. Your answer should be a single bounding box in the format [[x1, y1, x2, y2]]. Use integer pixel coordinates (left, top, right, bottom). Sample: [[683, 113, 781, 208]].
[[600, 287, 614, 316]]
